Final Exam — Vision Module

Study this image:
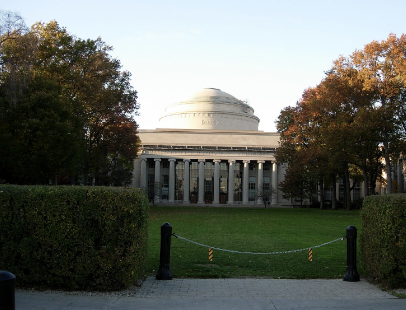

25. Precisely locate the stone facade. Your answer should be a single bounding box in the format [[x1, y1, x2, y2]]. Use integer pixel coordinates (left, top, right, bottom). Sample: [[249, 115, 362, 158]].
[[131, 87, 378, 205], [131, 88, 289, 205], [132, 128, 288, 205]]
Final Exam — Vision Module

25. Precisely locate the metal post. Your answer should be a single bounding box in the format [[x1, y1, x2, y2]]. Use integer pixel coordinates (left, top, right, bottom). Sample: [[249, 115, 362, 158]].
[[156, 223, 173, 280], [0, 271, 16, 310], [343, 225, 360, 282]]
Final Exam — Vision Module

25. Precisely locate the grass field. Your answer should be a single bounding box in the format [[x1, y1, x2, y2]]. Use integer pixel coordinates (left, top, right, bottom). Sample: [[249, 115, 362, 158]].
[[146, 207, 362, 279]]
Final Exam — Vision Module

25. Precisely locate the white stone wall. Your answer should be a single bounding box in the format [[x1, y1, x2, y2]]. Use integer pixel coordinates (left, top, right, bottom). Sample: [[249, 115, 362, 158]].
[[137, 129, 280, 149], [159, 112, 259, 131]]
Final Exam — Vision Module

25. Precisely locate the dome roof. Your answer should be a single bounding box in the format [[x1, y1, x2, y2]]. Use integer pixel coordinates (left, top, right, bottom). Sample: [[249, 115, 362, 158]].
[[187, 88, 241, 104], [159, 88, 260, 131]]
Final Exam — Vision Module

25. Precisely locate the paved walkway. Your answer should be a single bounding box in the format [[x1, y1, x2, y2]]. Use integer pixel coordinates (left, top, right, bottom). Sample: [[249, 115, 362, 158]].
[[16, 277, 406, 310]]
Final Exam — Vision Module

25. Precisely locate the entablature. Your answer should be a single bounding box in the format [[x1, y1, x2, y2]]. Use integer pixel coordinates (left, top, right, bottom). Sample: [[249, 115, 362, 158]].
[[141, 144, 277, 152]]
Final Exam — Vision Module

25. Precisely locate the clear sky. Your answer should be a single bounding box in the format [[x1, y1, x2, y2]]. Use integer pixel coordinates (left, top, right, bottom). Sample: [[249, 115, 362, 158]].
[[2, 0, 406, 132]]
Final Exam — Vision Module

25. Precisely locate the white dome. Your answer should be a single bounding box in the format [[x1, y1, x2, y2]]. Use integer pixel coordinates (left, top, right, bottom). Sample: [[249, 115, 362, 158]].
[[159, 88, 260, 130]]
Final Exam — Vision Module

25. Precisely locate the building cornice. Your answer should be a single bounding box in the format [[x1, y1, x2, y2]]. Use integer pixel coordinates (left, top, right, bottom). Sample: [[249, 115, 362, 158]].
[[138, 128, 280, 136], [140, 144, 277, 152]]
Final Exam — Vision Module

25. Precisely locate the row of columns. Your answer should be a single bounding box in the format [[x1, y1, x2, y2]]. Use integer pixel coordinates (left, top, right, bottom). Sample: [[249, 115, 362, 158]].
[[140, 158, 278, 205]]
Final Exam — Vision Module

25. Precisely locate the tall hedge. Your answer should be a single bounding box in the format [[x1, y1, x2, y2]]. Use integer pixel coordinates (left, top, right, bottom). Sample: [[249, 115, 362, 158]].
[[360, 194, 406, 288], [0, 185, 149, 291]]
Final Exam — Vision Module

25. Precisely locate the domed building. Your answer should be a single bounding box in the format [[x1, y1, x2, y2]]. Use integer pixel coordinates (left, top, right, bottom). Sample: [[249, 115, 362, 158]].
[[132, 88, 288, 205]]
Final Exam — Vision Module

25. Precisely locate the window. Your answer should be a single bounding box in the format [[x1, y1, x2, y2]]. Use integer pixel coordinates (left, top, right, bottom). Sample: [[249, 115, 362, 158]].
[[220, 178, 227, 193], [234, 162, 242, 202], [190, 162, 199, 202], [148, 159, 155, 169], [204, 162, 214, 200], [204, 162, 213, 178], [147, 174, 155, 200], [220, 162, 227, 171], [161, 175, 169, 200], [249, 176, 256, 201], [263, 177, 270, 202], [175, 161, 184, 201]]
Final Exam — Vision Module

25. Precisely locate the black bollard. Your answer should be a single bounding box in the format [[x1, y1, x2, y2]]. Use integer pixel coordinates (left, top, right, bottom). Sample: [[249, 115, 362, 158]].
[[343, 225, 360, 282], [156, 223, 173, 280], [0, 271, 16, 310]]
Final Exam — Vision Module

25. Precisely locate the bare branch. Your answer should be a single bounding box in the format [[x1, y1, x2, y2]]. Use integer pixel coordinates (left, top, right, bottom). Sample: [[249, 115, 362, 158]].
[[0, 10, 28, 46]]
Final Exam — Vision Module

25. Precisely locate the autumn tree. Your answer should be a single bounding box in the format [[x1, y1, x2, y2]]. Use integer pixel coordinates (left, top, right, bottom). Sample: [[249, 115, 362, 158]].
[[350, 34, 406, 193], [276, 101, 329, 207], [276, 34, 406, 207], [277, 68, 380, 210], [313, 69, 379, 209]]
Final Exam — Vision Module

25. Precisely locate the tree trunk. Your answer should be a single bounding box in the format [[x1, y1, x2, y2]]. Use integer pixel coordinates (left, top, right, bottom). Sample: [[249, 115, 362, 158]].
[[319, 178, 325, 209], [362, 158, 369, 197], [399, 158, 404, 193], [343, 164, 352, 210], [331, 174, 337, 210], [383, 129, 392, 194]]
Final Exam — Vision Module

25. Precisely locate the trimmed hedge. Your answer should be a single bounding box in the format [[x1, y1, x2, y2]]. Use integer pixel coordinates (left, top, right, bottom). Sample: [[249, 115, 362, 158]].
[[0, 185, 149, 291], [360, 194, 406, 288]]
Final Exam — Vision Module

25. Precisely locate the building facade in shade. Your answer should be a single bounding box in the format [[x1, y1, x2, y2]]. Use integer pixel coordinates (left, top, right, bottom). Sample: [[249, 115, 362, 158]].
[[131, 87, 400, 205], [132, 88, 290, 205]]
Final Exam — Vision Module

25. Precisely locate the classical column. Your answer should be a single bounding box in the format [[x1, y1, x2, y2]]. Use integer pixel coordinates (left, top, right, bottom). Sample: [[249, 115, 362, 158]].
[[242, 160, 250, 204], [198, 159, 205, 204], [213, 160, 221, 204], [154, 158, 161, 203], [140, 158, 147, 190], [257, 160, 265, 205], [271, 161, 278, 205], [228, 160, 235, 204], [183, 159, 190, 203], [168, 158, 176, 203]]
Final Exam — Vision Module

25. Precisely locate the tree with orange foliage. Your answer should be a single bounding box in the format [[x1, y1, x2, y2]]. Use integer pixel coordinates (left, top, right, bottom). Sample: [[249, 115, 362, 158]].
[[277, 34, 406, 208], [277, 62, 382, 210], [349, 34, 406, 193]]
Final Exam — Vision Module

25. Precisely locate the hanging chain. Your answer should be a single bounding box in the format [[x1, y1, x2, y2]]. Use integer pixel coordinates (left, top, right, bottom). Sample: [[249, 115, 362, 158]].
[[172, 233, 345, 255]]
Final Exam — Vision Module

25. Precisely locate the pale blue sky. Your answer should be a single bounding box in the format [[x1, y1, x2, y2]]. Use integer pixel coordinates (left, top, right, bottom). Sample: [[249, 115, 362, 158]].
[[2, 0, 406, 131]]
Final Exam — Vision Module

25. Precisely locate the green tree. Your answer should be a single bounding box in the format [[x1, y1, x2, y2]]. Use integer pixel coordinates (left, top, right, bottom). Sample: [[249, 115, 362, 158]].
[[0, 17, 139, 185], [0, 75, 84, 184]]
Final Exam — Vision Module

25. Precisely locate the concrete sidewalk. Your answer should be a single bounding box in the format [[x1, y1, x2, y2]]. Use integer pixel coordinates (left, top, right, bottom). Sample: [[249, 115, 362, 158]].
[[16, 277, 406, 310]]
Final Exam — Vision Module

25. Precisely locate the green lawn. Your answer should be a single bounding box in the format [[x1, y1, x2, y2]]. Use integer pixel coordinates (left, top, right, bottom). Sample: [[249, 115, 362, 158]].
[[146, 207, 362, 279]]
